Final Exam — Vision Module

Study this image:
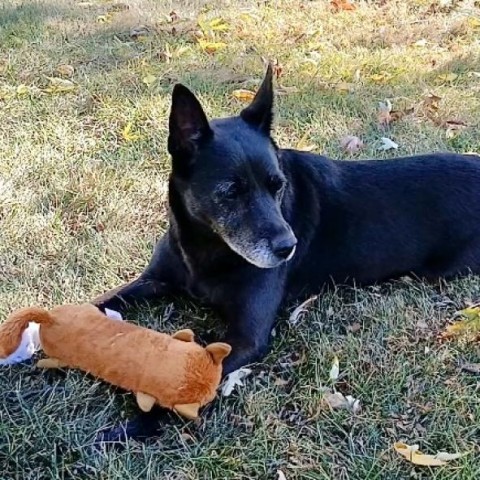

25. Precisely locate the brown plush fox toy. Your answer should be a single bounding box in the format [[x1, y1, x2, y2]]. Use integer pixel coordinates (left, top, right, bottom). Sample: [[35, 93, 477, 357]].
[[0, 303, 231, 419]]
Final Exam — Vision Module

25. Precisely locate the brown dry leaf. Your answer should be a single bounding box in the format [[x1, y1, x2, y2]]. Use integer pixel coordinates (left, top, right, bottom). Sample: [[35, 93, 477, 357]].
[[331, 0, 357, 11], [423, 93, 442, 112], [55, 64, 74, 77], [461, 362, 480, 374], [231, 89, 256, 102], [289, 295, 318, 325], [394, 442, 466, 466], [378, 100, 393, 127], [323, 391, 361, 413], [441, 306, 480, 340], [347, 322, 361, 333], [341, 135, 364, 154], [274, 377, 289, 387], [334, 81, 354, 92]]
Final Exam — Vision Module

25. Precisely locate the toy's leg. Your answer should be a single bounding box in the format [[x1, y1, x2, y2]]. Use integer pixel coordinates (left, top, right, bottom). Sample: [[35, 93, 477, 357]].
[[171, 329, 194, 342], [36, 358, 68, 369], [136, 392, 156, 412], [173, 402, 200, 420]]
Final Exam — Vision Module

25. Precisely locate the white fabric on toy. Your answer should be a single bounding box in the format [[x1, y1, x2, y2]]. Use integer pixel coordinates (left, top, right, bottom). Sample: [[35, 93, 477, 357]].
[[0, 322, 40, 366], [0, 308, 124, 366]]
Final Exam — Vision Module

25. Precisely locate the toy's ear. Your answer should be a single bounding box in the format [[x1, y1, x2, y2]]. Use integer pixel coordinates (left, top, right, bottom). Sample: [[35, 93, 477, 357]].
[[172, 329, 194, 342], [206, 342, 232, 365]]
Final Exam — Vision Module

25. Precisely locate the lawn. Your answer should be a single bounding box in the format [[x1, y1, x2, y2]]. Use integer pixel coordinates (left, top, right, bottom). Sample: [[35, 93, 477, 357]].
[[1, 0, 480, 478]]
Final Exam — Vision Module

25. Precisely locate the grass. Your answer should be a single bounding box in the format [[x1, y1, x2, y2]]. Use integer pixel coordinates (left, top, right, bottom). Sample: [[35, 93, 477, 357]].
[[0, 0, 480, 478]]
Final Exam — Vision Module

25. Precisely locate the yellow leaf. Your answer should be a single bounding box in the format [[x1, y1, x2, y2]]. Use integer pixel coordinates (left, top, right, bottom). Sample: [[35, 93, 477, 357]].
[[467, 17, 480, 29], [209, 18, 229, 31], [329, 356, 340, 381], [437, 73, 459, 83], [296, 131, 316, 152], [16, 84, 29, 95], [369, 73, 391, 83], [198, 39, 227, 54], [442, 306, 480, 340], [96, 14, 112, 23], [394, 442, 466, 467], [231, 89, 256, 102], [122, 122, 142, 142], [56, 64, 74, 77], [142, 74, 157, 87], [44, 77, 76, 94]]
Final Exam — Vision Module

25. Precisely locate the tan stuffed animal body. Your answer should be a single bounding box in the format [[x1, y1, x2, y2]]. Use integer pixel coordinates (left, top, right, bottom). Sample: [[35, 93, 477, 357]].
[[0, 303, 231, 419]]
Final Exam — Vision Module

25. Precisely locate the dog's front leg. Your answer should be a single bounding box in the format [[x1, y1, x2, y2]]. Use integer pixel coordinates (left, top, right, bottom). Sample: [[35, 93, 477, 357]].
[[219, 271, 285, 376], [92, 234, 187, 313]]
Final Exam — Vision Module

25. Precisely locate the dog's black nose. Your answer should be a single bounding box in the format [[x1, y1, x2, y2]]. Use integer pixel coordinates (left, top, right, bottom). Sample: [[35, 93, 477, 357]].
[[272, 235, 297, 260]]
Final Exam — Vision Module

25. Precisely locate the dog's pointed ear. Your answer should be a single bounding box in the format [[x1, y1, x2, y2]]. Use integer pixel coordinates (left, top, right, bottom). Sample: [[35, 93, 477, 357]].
[[240, 64, 274, 135], [168, 84, 213, 162]]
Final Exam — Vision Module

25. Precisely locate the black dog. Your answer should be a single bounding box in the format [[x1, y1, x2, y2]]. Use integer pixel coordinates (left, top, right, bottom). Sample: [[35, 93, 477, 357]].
[[95, 65, 480, 440]]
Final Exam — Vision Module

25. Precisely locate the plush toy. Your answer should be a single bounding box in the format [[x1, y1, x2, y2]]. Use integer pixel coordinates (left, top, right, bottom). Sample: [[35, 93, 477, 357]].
[[0, 303, 231, 419]]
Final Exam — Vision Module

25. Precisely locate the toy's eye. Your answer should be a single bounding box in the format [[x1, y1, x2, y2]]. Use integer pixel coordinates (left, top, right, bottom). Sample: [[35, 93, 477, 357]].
[[267, 175, 286, 196]]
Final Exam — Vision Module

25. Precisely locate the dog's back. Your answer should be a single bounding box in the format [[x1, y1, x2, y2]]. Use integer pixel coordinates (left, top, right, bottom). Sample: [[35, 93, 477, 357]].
[[282, 150, 480, 295]]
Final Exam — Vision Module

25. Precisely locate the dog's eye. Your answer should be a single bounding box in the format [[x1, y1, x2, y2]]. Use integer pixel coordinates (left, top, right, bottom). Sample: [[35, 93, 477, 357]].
[[218, 182, 241, 200], [267, 176, 285, 195]]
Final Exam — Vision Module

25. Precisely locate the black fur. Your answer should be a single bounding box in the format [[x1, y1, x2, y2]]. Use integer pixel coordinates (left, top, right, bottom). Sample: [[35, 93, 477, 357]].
[[94, 65, 480, 442]]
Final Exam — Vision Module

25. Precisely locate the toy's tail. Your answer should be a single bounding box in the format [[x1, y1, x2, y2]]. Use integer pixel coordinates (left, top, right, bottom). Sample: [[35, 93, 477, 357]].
[[0, 307, 52, 358]]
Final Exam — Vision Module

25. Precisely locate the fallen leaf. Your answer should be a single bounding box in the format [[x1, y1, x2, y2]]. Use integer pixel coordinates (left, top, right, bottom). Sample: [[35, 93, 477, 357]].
[[378, 100, 393, 127], [329, 356, 340, 381], [341, 135, 364, 153], [130, 25, 150, 39], [435, 451, 467, 461], [296, 131, 317, 152], [331, 0, 357, 11], [467, 17, 480, 29], [16, 84, 30, 96], [142, 74, 157, 87], [347, 322, 361, 333], [198, 39, 227, 54], [394, 442, 466, 466], [96, 13, 113, 23], [121, 122, 142, 142], [323, 391, 361, 413], [441, 306, 480, 340], [289, 295, 318, 326], [44, 77, 76, 94], [334, 81, 354, 92], [55, 64, 74, 77], [379, 137, 399, 150], [460, 362, 480, 374], [413, 38, 428, 47], [221, 368, 252, 396], [277, 470, 287, 480], [276, 85, 299, 96], [231, 89, 256, 102], [369, 73, 392, 83], [274, 377, 289, 387], [437, 73, 459, 83], [423, 93, 442, 112]]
